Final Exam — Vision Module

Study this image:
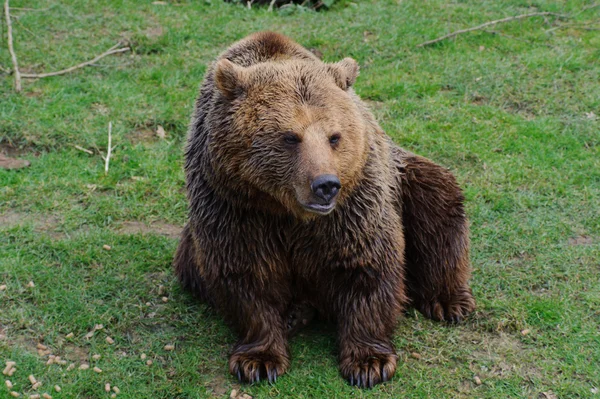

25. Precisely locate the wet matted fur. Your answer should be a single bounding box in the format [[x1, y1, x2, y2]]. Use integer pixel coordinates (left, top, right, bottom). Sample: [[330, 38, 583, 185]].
[[174, 31, 475, 388]]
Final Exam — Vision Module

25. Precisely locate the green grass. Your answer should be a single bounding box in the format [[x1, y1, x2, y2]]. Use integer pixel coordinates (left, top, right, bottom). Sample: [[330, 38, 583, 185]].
[[1, 0, 599, 398]]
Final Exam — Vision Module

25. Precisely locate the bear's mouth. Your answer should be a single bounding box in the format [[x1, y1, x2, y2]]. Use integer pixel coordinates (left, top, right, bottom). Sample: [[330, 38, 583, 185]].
[[302, 202, 336, 215]]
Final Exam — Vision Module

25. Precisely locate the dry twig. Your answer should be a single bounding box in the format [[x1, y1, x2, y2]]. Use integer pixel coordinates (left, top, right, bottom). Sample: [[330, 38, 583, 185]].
[[4, 0, 22, 91], [100, 122, 115, 175], [73, 145, 94, 155], [10, 7, 49, 11], [21, 44, 130, 79], [416, 11, 567, 47], [268, 0, 277, 12]]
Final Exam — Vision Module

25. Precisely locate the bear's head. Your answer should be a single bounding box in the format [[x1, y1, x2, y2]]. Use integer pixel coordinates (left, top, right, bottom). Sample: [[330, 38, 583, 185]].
[[209, 57, 369, 219]]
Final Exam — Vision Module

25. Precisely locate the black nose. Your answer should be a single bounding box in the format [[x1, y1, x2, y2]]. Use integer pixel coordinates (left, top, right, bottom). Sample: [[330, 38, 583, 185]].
[[311, 174, 341, 204]]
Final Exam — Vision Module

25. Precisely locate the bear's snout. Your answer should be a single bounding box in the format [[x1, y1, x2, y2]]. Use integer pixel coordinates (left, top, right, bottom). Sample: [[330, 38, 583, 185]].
[[311, 174, 341, 204]]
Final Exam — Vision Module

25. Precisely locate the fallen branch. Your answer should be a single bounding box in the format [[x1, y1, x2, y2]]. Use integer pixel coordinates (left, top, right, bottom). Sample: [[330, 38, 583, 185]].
[[416, 11, 567, 48], [21, 44, 130, 79], [5, 0, 22, 92]]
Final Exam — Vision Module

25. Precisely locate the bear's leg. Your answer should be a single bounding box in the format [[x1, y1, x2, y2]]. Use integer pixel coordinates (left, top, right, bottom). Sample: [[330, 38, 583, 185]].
[[335, 269, 403, 388], [227, 292, 290, 384], [173, 223, 210, 303], [394, 149, 476, 322]]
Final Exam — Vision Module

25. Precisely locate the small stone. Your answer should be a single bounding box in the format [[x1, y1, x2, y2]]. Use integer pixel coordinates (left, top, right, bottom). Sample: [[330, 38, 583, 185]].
[[146, 360, 153, 366], [65, 333, 74, 339], [161, 297, 168, 303], [103, 245, 111, 251], [140, 353, 147, 360], [521, 329, 530, 336], [106, 336, 115, 345], [164, 344, 174, 351], [474, 376, 482, 385], [54, 385, 61, 392], [26, 281, 35, 288], [93, 367, 102, 373], [79, 364, 89, 370]]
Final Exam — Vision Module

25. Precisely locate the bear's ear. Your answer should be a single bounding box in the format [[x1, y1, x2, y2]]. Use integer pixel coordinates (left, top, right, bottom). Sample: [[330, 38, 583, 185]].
[[214, 59, 247, 99], [328, 57, 360, 90]]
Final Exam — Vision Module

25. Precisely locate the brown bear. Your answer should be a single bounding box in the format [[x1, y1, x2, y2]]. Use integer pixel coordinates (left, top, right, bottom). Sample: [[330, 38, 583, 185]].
[[174, 31, 475, 388]]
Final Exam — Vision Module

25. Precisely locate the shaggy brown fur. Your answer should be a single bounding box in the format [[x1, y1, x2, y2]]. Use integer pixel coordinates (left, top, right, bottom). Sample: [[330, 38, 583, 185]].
[[174, 31, 475, 388]]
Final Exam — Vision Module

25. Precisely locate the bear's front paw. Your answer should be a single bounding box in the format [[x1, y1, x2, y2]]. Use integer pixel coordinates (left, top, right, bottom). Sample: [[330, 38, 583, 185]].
[[340, 351, 397, 389], [417, 287, 476, 323], [229, 350, 289, 384]]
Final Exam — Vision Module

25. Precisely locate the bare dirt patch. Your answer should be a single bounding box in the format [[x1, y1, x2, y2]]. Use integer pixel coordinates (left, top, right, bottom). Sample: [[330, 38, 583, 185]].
[[568, 235, 593, 246], [0, 210, 63, 238], [119, 221, 182, 239], [0, 153, 30, 170], [145, 26, 164, 39]]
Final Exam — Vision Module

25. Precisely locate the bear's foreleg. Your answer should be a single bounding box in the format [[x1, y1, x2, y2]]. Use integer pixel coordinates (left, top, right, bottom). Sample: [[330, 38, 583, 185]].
[[217, 273, 291, 384], [334, 267, 404, 388], [228, 306, 290, 384], [395, 149, 476, 322]]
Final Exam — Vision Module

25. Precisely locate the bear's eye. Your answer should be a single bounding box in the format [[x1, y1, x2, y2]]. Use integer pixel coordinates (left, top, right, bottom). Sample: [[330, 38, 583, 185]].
[[329, 133, 341, 146], [283, 133, 301, 145]]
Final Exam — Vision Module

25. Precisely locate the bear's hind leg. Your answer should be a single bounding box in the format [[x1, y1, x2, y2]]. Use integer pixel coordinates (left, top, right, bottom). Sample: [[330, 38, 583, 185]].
[[173, 223, 210, 303], [394, 149, 476, 322]]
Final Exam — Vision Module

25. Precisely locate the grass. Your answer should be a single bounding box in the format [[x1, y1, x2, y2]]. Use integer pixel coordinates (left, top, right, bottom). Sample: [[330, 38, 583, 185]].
[[1, 0, 599, 398]]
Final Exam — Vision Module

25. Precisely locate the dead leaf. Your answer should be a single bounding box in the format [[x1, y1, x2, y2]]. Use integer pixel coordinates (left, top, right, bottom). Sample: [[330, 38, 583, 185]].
[[0, 153, 30, 170], [156, 125, 166, 139]]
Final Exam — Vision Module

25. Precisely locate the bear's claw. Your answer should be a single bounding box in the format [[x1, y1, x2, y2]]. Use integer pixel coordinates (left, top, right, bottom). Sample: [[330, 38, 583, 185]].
[[340, 352, 397, 389], [417, 287, 475, 323], [230, 351, 287, 385]]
